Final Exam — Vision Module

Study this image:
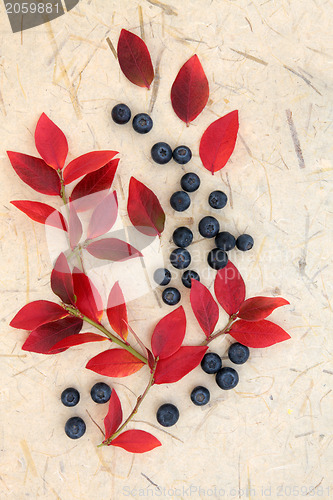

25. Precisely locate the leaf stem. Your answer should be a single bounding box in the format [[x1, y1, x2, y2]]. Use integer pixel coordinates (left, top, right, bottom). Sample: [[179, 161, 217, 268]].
[[201, 314, 237, 346]]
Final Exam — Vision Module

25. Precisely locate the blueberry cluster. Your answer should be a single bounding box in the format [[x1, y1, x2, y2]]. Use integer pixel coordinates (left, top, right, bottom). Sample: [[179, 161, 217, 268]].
[[61, 382, 111, 439]]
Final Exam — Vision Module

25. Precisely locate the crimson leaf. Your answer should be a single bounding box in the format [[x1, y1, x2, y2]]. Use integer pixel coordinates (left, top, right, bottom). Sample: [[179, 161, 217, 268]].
[[190, 280, 219, 338], [10, 300, 68, 330], [229, 319, 291, 348], [110, 430, 161, 453], [154, 346, 208, 384], [127, 177, 165, 236], [214, 261, 245, 315], [151, 307, 186, 359], [34, 113, 68, 170], [117, 29, 154, 89], [86, 349, 145, 377]]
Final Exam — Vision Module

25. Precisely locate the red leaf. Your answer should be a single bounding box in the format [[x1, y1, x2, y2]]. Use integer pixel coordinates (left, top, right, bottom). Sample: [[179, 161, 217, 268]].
[[51, 253, 75, 305], [154, 346, 208, 385], [68, 203, 83, 249], [87, 191, 118, 240], [48, 333, 107, 352], [171, 55, 209, 125], [22, 316, 83, 354], [86, 238, 142, 261], [34, 113, 68, 170], [107, 282, 128, 341], [7, 151, 61, 196], [229, 319, 291, 348], [10, 300, 68, 330], [214, 261, 245, 315], [190, 280, 219, 338], [11, 200, 67, 231], [127, 177, 165, 236], [86, 349, 145, 377], [63, 151, 118, 185], [111, 430, 161, 453], [199, 110, 239, 174], [238, 297, 290, 321], [151, 307, 186, 359], [104, 389, 123, 440], [117, 29, 154, 89], [126, 322, 155, 370], [70, 159, 119, 211], [72, 268, 103, 322]]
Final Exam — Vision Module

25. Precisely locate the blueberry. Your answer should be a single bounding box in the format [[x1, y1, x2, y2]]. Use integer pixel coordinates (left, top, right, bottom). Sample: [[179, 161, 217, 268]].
[[172, 227, 193, 248], [90, 382, 112, 404], [181, 270, 200, 288], [111, 103, 131, 124], [216, 367, 239, 390], [156, 403, 179, 427], [153, 268, 171, 286], [170, 248, 191, 269], [215, 232, 236, 251], [208, 190, 228, 209], [201, 352, 222, 374], [173, 145, 192, 164], [180, 173, 200, 193], [207, 248, 228, 270], [65, 417, 86, 439], [228, 343, 250, 364], [198, 216, 220, 238], [190, 386, 210, 406], [151, 142, 172, 164], [170, 191, 191, 212], [236, 234, 254, 251], [61, 387, 80, 407], [132, 113, 153, 134], [162, 287, 181, 306]]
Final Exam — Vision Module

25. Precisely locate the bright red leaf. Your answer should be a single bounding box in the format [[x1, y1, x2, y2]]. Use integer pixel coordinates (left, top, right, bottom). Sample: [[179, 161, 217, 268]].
[[151, 307, 186, 359], [72, 268, 103, 322], [87, 191, 118, 240], [86, 238, 142, 261], [68, 203, 83, 249], [51, 253, 75, 305], [199, 110, 239, 174], [214, 261, 245, 316], [48, 332, 107, 352], [117, 29, 154, 89], [63, 151, 118, 185], [107, 282, 128, 341], [190, 280, 219, 338], [104, 389, 123, 440], [171, 55, 209, 125], [11, 200, 67, 231], [111, 430, 161, 453], [86, 349, 145, 377], [238, 297, 290, 322], [34, 113, 68, 170], [154, 346, 208, 384], [22, 316, 83, 354], [7, 151, 61, 196], [10, 300, 68, 330], [229, 319, 291, 348], [127, 177, 165, 236]]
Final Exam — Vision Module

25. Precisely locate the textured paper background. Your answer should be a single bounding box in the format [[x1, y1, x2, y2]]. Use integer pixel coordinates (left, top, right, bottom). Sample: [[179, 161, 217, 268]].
[[0, 1, 332, 498]]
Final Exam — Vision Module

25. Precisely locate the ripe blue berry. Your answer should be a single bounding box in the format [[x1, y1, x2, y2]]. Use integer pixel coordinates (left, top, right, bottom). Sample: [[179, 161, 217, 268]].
[[215, 231, 236, 251], [170, 191, 191, 212], [156, 403, 179, 427], [201, 352, 222, 374], [111, 103, 131, 124], [61, 387, 80, 407], [173, 145, 192, 164], [132, 113, 153, 134], [216, 367, 239, 390], [65, 417, 86, 439], [153, 268, 171, 286], [170, 248, 191, 269], [208, 190, 227, 209], [198, 216, 220, 238], [181, 270, 200, 288], [180, 172, 200, 192], [172, 227, 193, 248], [90, 382, 112, 404], [151, 142, 172, 164], [236, 234, 254, 251], [162, 287, 181, 306], [207, 248, 228, 270], [191, 386, 210, 406], [228, 342, 250, 364]]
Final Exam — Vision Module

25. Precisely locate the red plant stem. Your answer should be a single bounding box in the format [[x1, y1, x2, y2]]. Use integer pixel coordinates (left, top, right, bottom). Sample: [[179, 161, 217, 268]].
[[201, 314, 237, 346]]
